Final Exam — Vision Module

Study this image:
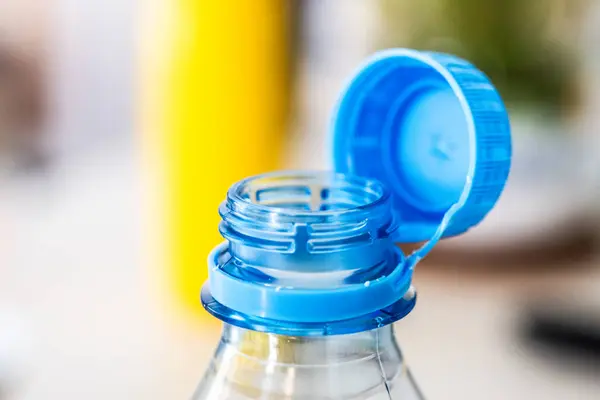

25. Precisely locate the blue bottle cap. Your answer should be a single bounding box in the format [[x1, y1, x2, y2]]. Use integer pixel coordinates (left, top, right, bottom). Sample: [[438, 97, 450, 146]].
[[332, 49, 511, 243]]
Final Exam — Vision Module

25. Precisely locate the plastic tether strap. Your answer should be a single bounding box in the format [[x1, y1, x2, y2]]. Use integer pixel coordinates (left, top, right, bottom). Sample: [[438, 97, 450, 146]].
[[405, 174, 473, 269]]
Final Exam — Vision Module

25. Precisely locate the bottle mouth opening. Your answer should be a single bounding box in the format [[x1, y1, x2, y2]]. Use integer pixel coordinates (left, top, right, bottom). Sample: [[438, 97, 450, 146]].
[[225, 171, 391, 225]]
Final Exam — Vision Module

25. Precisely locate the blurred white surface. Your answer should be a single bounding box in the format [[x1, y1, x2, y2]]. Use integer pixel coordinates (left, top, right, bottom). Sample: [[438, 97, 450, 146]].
[[0, 308, 32, 392], [48, 0, 134, 157], [402, 268, 600, 400], [0, 138, 211, 399]]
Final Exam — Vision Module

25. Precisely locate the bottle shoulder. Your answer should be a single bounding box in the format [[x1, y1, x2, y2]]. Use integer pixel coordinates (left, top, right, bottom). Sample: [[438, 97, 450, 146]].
[[193, 325, 424, 399]]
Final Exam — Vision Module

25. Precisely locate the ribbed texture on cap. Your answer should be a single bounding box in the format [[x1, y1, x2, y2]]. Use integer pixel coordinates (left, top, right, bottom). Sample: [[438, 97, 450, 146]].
[[426, 52, 511, 235]]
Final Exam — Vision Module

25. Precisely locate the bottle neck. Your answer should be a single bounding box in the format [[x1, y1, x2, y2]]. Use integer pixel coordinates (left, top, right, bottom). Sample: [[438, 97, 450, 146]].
[[218, 172, 399, 288], [219, 323, 402, 366]]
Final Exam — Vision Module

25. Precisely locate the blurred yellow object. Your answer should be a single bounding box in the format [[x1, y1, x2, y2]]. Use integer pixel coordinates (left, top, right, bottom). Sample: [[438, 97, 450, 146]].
[[142, 1, 290, 316]]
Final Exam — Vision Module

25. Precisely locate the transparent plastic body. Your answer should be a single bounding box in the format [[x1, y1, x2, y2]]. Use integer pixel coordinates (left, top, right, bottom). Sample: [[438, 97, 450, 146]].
[[196, 172, 424, 399], [193, 323, 424, 400]]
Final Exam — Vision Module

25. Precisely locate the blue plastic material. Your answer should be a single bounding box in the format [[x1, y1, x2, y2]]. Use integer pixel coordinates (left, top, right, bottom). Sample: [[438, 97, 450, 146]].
[[332, 49, 512, 244], [204, 243, 416, 336], [209, 242, 411, 322]]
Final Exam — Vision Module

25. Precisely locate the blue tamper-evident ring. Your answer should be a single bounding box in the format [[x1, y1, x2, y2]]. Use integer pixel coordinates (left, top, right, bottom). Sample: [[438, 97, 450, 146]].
[[207, 242, 413, 324], [332, 49, 512, 244]]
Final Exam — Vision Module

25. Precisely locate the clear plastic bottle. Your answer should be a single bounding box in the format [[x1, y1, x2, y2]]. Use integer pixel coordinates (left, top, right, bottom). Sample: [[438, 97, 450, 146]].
[[193, 49, 511, 400], [195, 172, 423, 399], [193, 323, 423, 399]]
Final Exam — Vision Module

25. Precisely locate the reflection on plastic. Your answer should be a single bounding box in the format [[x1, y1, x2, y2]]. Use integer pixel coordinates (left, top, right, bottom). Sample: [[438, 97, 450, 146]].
[[193, 323, 423, 400]]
